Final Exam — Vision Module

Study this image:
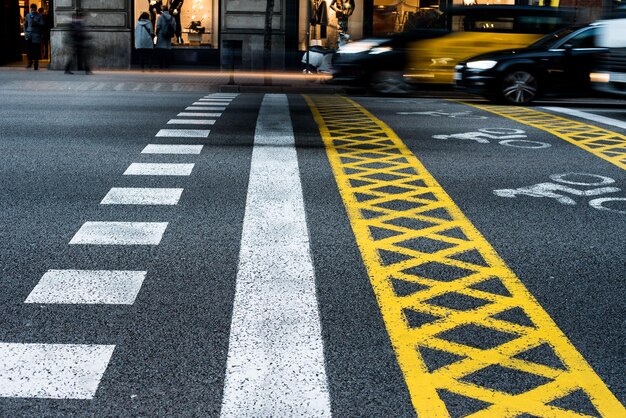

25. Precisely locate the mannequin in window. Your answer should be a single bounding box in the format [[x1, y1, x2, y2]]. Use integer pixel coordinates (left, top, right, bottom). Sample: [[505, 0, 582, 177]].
[[330, 0, 354, 33], [148, 0, 162, 30], [170, 0, 184, 44], [310, 0, 328, 40]]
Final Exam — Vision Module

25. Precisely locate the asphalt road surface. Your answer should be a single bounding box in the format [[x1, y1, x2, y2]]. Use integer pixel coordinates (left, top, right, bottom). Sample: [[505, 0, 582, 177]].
[[0, 73, 624, 417]]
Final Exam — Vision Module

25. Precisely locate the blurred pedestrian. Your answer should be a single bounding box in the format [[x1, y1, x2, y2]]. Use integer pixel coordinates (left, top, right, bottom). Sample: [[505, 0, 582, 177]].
[[135, 12, 154, 70], [24, 4, 45, 70], [155, 6, 176, 69], [65, 13, 91, 74], [38, 8, 51, 60]]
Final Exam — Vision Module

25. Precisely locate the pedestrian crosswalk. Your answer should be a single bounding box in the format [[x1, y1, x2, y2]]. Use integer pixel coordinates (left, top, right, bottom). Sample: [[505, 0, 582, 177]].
[[1, 93, 238, 403]]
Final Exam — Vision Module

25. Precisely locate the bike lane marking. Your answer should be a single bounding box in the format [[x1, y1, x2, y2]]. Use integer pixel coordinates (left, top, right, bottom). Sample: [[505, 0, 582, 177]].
[[460, 103, 626, 171], [304, 94, 625, 417]]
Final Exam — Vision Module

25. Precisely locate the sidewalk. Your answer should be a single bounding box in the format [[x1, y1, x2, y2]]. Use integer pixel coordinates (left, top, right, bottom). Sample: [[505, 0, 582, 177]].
[[0, 66, 343, 94]]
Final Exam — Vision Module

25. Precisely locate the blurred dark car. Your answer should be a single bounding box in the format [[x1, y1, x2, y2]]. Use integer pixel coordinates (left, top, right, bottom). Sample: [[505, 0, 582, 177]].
[[331, 6, 575, 94], [454, 24, 608, 104], [331, 29, 449, 94]]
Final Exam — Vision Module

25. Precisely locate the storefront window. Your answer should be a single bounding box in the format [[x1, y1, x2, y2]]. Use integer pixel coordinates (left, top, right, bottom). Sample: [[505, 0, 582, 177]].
[[299, 0, 364, 49], [373, 0, 444, 36], [133, 0, 218, 48]]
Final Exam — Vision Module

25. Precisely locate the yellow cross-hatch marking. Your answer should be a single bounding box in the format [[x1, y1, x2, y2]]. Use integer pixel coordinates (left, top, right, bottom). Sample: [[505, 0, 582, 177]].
[[304, 95, 625, 417], [460, 103, 626, 171]]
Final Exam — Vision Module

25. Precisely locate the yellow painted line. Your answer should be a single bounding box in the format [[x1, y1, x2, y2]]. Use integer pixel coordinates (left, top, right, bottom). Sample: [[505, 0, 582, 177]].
[[460, 103, 626, 170], [304, 95, 625, 417]]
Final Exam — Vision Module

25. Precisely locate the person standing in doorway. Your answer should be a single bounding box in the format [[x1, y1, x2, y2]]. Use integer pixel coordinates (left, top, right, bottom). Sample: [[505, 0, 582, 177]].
[[24, 4, 45, 70], [65, 13, 91, 74], [39, 8, 51, 60], [155, 6, 175, 69], [135, 12, 154, 70]]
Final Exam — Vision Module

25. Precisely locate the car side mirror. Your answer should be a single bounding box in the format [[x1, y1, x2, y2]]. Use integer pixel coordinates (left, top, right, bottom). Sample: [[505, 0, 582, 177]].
[[563, 43, 573, 54]]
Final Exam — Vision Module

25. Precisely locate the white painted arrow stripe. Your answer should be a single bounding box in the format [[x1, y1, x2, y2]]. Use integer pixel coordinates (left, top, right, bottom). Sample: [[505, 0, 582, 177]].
[[220, 94, 331, 417], [0, 343, 115, 399], [25, 269, 146, 305]]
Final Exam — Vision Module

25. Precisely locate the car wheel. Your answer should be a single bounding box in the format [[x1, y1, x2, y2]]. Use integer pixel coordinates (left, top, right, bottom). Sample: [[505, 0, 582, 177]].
[[500, 70, 538, 105], [370, 71, 411, 95]]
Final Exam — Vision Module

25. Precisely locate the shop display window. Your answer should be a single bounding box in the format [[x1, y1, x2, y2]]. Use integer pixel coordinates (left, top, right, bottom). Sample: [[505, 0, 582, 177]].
[[299, 0, 364, 49], [133, 0, 218, 48], [373, 0, 444, 36]]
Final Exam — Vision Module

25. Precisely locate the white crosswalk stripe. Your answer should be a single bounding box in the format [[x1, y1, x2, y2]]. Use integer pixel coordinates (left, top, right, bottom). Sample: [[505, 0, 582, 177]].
[[69, 221, 168, 245], [167, 119, 215, 125], [141, 144, 203, 154], [185, 106, 226, 111], [25, 270, 147, 305], [0, 343, 115, 399], [177, 112, 222, 117], [124, 163, 194, 176], [101, 187, 184, 205], [156, 129, 210, 137]]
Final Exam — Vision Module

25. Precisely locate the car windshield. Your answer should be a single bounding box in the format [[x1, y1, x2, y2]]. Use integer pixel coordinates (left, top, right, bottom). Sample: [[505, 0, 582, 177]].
[[528, 27, 576, 49]]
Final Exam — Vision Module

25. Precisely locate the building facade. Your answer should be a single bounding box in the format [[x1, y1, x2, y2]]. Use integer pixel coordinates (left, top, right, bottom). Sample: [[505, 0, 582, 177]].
[[2, 0, 618, 70]]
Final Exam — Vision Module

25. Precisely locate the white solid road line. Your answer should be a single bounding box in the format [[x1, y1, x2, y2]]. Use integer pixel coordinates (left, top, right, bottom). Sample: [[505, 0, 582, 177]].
[[124, 163, 194, 176], [0, 343, 115, 399], [543, 107, 626, 130], [156, 129, 211, 138], [25, 270, 146, 305], [69, 221, 168, 245], [220, 94, 331, 417], [167, 119, 215, 125], [101, 187, 184, 205], [142, 144, 203, 154], [177, 112, 222, 117]]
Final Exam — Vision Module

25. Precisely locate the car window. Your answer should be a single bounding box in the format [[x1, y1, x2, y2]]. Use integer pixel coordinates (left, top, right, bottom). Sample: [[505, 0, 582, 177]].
[[562, 27, 598, 48], [529, 28, 576, 49]]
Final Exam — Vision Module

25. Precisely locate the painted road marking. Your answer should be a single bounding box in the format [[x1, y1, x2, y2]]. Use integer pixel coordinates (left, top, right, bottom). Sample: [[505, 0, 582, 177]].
[[124, 163, 194, 176], [220, 94, 331, 417], [185, 106, 226, 111], [192, 102, 228, 106], [199, 98, 231, 102], [0, 343, 115, 399], [543, 107, 626, 131], [305, 95, 625, 417], [167, 119, 215, 125], [177, 112, 222, 117], [462, 103, 626, 170], [101, 187, 184, 205], [155, 129, 210, 138], [141, 144, 203, 154], [69, 222, 168, 245], [25, 270, 146, 305], [494, 173, 625, 214]]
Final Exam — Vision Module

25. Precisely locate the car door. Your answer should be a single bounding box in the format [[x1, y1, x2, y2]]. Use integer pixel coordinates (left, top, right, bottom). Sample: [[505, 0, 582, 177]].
[[546, 27, 606, 94]]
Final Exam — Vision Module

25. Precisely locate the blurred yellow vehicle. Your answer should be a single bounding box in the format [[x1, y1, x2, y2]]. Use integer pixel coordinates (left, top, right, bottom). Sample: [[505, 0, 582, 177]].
[[332, 6, 576, 93]]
